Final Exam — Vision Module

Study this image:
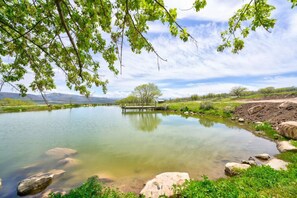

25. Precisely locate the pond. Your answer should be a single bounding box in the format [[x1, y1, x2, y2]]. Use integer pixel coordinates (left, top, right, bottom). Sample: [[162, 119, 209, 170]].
[[0, 106, 279, 197]]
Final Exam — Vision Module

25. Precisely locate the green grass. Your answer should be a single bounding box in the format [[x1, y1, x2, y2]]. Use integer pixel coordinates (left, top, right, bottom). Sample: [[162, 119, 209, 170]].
[[0, 103, 98, 113], [163, 100, 240, 118], [49, 176, 139, 198], [254, 122, 285, 140], [0, 98, 35, 106]]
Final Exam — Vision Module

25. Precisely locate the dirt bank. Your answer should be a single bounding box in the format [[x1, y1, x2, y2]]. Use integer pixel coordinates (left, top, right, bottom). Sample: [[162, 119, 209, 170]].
[[234, 100, 297, 129]]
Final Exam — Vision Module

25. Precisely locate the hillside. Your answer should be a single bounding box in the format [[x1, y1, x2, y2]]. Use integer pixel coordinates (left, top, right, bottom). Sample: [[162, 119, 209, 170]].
[[0, 92, 116, 104]]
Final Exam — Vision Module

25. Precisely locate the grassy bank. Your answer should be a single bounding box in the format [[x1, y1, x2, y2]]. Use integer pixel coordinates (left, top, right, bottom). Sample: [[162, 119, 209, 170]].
[[0, 104, 89, 113], [162, 100, 240, 118]]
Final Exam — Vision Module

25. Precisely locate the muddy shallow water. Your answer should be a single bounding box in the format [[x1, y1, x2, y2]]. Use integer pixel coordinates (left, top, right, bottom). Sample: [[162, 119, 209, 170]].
[[0, 106, 279, 197]]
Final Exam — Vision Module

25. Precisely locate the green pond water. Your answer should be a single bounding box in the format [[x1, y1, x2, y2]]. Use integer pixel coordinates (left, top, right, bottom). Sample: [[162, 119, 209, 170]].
[[0, 106, 279, 197]]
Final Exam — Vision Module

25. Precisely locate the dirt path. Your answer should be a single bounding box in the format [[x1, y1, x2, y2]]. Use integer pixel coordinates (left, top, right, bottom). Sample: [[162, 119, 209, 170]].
[[237, 97, 297, 104]]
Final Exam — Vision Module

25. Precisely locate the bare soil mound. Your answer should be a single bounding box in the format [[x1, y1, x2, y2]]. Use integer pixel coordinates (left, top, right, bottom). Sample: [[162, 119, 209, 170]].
[[234, 102, 297, 129]]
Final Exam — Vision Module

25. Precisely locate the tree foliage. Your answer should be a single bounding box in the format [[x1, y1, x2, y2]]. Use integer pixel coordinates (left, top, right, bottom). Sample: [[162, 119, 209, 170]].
[[0, 0, 192, 96], [132, 83, 162, 105], [258, 86, 275, 95], [0, 0, 296, 96], [230, 86, 248, 97], [116, 95, 139, 105]]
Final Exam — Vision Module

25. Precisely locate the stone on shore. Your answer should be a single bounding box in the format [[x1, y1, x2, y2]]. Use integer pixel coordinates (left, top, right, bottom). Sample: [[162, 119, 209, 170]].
[[276, 141, 297, 153], [241, 159, 257, 166], [238, 118, 245, 122], [255, 153, 271, 160], [266, 158, 288, 170], [278, 121, 297, 140], [17, 170, 65, 196], [140, 172, 190, 198], [45, 147, 77, 159], [225, 163, 250, 176]]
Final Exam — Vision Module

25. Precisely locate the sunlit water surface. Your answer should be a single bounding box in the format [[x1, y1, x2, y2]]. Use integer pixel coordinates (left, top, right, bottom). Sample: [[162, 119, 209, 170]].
[[0, 106, 279, 197]]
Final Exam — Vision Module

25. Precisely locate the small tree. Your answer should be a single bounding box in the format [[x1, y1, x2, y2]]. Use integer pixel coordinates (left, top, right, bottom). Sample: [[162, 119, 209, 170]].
[[230, 86, 248, 98], [132, 83, 162, 105], [191, 94, 199, 101], [259, 87, 275, 95], [116, 95, 139, 105]]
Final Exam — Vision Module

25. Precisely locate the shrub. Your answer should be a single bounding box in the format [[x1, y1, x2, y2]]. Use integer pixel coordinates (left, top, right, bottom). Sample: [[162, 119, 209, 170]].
[[199, 101, 214, 110]]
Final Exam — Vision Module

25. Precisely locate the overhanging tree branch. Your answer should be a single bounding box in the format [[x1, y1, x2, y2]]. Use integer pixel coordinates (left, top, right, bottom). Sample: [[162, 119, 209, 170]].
[[55, 0, 84, 80]]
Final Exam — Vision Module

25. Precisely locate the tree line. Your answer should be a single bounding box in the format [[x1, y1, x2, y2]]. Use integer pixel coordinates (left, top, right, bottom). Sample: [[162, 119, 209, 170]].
[[169, 86, 297, 102]]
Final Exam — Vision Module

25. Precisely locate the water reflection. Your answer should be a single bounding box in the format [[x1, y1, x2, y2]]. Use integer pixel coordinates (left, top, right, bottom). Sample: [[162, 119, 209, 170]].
[[199, 117, 215, 128], [124, 112, 162, 132]]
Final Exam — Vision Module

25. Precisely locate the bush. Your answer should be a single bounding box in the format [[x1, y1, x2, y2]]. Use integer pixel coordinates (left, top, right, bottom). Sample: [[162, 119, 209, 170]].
[[223, 106, 234, 114], [199, 101, 214, 110]]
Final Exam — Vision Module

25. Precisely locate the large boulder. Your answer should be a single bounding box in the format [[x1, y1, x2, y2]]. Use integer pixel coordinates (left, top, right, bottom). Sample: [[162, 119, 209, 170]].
[[265, 158, 288, 170], [225, 162, 250, 176], [140, 172, 189, 198], [45, 147, 77, 159], [17, 170, 65, 196], [17, 174, 53, 196], [0, 178, 2, 188], [276, 141, 297, 153], [278, 121, 297, 140], [248, 105, 265, 115]]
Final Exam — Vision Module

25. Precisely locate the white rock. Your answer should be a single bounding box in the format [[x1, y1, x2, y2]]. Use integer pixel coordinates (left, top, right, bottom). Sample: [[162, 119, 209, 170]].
[[266, 158, 288, 170], [0, 178, 2, 188], [238, 118, 245, 122], [140, 172, 190, 198], [225, 162, 250, 176], [276, 141, 297, 153], [255, 153, 271, 160], [45, 147, 77, 159]]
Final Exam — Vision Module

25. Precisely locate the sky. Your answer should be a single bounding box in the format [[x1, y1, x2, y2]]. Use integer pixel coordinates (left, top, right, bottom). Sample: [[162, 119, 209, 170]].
[[3, 0, 297, 99]]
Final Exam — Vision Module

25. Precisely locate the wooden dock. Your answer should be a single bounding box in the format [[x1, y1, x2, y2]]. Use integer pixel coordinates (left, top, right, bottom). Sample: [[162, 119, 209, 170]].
[[121, 105, 167, 112]]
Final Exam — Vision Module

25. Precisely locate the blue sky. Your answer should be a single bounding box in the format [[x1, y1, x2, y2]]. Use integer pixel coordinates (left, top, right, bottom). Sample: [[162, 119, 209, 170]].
[[3, 0, 297, 98]]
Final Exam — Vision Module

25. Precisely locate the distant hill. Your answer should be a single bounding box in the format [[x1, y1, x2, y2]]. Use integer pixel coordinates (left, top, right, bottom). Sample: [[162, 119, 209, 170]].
[[0, 92, 116, 104]]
